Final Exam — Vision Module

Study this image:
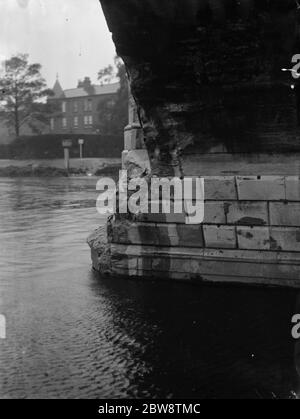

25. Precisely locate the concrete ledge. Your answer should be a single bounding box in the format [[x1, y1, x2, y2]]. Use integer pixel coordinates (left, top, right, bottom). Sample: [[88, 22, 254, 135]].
[[106, 244, 300, 287]]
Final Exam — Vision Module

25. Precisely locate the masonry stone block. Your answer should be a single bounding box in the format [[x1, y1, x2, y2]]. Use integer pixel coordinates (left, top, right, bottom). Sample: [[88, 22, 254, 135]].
[[203, 201, 226, 224], [204, 176, 237, 200], [176, 224, 205, 248], [152, 257, 173, 272], [111, 255, 138, 271], [128, 223, 159, 245], [285, 176, 300, 201], [237, 226, 270, 250], [226, 202, 268, 225], [124, 123, 145, 150], [139, 212, 186, 224], [270, 227, 300, 252], [112, 221, 206, 248], [236, 176, 285, 200], [111, 221, 157, 245], [203, 225, 237, 249], [269, 202, 300, 226], [138, 257, 152, 271], [137, 223, 205, 248], [155, 223, 180, 246]]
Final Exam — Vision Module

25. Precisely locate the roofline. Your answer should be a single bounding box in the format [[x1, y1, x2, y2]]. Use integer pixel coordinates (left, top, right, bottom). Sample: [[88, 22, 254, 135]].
[[50, 92, 118, 100], [63, 82, 120, 93]]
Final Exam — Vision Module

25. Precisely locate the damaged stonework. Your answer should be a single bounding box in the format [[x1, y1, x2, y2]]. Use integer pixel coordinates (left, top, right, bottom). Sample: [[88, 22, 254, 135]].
[[87, 223, 112, 274], [122, 149, 151, 179]]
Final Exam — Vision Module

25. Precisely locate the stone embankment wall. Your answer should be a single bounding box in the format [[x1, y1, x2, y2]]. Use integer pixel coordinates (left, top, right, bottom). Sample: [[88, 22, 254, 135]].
[[89, 171, 300, 286]]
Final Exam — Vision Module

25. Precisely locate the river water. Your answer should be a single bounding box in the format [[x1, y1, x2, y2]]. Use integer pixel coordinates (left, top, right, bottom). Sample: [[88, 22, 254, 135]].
[[0, 177, 299, 399]]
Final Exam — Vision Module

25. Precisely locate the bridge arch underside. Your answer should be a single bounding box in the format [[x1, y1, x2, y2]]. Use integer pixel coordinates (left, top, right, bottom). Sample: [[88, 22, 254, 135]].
[[89, 0, 300, 287], [101, 0, 300, 174]]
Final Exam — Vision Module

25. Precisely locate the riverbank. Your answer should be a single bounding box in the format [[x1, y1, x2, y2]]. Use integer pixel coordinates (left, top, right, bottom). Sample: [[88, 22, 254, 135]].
[[0, 158, 121, 177]]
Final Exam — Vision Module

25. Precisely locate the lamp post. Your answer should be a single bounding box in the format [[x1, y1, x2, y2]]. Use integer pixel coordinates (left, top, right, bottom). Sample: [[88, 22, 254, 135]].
[[62, 139, 72, 174], [78, 138, 84, 160]]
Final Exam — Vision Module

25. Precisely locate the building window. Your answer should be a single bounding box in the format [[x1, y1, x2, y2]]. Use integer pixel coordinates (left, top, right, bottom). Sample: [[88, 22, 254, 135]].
[[107, 99, 115, 108], [84, 99, 92, 112], [62, 117, 67, 128], [84, 115, 93, 126], [62, 101, 67, 113], [73, 101, 78, 113], [50, 118, 54, 131], [74, 116, 78, 127]]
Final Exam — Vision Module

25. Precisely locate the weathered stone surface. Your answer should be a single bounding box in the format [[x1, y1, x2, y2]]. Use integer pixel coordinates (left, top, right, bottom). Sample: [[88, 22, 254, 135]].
[[133, 268, 300, 287], [111, 255, 139, 277], [108, 243, 300, 286], [203, 225, 236, 249], [111, 243, 300, 264], [204, 177, 237, 200], [87, 224, 112, 274], [270, 227, 300, 252], [122, 149, 151, 177], [285, 177, 300, 201], [110, 218, 206, 248], [226, 202, 268, 226], [203, 201, 226, 224], [236, 176, 285, 201], [237, 226, 270, 250], [124, 123, 145, 151], [176, 224, 204, 248], [138, 211, 186, 224], [270, 202, 300, 226]]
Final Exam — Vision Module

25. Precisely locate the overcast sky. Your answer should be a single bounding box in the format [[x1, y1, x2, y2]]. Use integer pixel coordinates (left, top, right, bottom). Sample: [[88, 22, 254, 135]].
[[0, 0, 116, 89]]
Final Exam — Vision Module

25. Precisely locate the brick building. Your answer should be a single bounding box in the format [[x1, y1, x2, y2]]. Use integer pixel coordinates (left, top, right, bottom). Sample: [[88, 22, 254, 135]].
[[49, 77, 120, 134]]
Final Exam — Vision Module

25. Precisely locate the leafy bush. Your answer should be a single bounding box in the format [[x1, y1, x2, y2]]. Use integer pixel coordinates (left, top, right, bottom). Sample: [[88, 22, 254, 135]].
[[0, 134, 123, 159]]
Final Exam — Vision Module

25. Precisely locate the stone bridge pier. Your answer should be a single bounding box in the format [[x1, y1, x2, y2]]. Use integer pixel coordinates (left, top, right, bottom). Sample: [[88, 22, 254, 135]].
[[88, 0, 300, 287]]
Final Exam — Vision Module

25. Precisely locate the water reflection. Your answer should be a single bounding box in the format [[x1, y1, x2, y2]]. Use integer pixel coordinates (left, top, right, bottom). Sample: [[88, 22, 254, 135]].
[[0, 178, 298, 399], [91, 276, 298, 399]]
